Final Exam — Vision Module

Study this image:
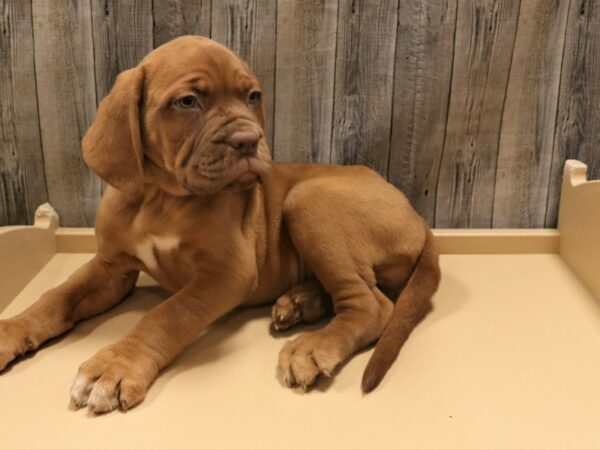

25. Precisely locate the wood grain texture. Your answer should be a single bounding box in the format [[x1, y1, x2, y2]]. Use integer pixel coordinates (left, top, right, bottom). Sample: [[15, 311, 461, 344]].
[[32, 0, 100, 226], [273, 0, 338, 163], [331, 0, 398, 176], [0, 0, 47, 225], [546, 0, 600, 227], [492, 0, 569, 228], [435, 0, 520, 228], [153, 0, 211, 47], [387, 0, 457, 226], [211, 0, 276, 149], [4, 0, 600, 228], [91, 0, 153, 102]]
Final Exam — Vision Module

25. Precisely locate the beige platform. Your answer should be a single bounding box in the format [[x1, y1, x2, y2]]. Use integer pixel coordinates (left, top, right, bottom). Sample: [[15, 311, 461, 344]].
[[1, 160, 599, 450]]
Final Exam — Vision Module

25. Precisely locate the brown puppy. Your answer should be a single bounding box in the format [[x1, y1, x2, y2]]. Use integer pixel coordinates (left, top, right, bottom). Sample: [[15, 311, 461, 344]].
[[0, 36, 440, 413]]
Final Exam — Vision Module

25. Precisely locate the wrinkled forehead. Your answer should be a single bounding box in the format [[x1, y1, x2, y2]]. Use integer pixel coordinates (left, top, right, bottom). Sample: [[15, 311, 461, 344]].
[[141, 37, 258, 98]]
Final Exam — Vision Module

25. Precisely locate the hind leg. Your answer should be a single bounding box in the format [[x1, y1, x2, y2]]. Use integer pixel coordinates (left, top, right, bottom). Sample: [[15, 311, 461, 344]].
[[278, 273, 393, 388], [277, 176, 427, 389], [277, 212, 394, 388], [271, 280, 332, 331]]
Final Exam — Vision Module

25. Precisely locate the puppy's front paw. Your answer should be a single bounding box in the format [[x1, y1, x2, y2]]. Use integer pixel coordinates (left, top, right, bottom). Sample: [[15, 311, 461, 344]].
[[278, 331, 343, 390], [271, 281, 329, 331], [0, 320, 39, 371], [70, 342, 158, 414]]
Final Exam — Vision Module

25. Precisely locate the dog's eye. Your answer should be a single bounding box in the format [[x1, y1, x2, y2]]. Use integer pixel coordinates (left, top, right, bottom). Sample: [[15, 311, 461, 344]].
[[247, 90, 262, 105], [176, 95, 198, 109]]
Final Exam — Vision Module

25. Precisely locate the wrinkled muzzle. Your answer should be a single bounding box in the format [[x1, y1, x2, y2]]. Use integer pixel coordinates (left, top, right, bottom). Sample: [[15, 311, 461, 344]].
[[175, 117, 271, 195]]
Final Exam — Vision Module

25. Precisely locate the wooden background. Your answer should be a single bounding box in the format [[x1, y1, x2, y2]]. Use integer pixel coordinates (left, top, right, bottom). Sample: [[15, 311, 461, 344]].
[[1, 0, 599, 228]]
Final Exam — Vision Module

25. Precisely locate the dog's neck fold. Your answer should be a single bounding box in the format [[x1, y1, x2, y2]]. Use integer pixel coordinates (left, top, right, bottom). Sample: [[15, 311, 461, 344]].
[[142, 158, 189, 196]]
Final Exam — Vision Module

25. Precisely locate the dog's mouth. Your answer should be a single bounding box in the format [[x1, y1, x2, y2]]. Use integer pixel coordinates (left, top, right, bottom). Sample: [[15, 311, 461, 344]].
[[179, 153, 271, 195], [223, 156, 271, 190]]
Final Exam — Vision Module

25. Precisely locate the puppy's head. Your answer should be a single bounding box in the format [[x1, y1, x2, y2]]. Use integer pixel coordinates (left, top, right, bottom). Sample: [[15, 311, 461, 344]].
[[83, 36, 271, 196]]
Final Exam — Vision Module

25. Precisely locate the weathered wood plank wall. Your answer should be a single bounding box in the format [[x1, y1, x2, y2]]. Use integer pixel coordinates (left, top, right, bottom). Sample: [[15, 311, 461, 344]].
[[388, 0, 457, 226], [31, 0, 100, 226], [1, 0, 598, 228], [274, 0, 338, 164], [493, 0, 569, 228], [331, 0, 398, 175], [0, 0, 47, 225]]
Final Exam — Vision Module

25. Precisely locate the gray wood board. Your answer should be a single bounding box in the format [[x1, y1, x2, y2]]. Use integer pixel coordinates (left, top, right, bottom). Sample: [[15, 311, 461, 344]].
[[32, 0, 100, 226], [0, 0, 47, 225], [547, 0, 600, 227], [492, 0, 569, 228], [91, 0, 153, 102], [153, 0, 212, 47], [273, 0, 338, 163], [387, 0, 457, 226], [435, 0, 520, 228], [331, 0, 399, 177]]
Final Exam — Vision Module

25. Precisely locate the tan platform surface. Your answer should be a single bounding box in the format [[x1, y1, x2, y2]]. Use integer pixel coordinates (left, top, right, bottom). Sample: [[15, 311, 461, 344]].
[[1, 251, 600, 449]]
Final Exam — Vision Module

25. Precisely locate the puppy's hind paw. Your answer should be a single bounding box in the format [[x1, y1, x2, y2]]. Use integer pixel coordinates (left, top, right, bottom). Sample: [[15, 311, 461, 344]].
[[277, 331, 343, 390], [271, 295, 301, 331], [271, 280, 330, 332]]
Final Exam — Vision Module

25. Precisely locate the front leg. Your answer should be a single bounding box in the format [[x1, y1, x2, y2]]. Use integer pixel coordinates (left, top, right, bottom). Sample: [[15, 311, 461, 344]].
[[70, 274, 248, 413], [0, 255, 138, 371]]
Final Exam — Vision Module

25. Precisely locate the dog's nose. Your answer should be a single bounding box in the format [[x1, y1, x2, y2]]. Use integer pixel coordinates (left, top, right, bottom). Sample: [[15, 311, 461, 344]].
[[228, 131, 259, 156]]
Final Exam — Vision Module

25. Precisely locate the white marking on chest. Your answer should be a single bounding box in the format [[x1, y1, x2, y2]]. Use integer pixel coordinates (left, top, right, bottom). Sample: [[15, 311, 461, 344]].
[[154, 235, 180, 252], [135, 235, 180, 271]]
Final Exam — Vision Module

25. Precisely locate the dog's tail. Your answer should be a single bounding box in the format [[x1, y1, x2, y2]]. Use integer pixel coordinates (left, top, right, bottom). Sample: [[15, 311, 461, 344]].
[[361, 227, 440, 392]]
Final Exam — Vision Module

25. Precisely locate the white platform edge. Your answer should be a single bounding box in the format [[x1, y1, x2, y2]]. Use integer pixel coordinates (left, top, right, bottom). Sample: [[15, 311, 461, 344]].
[[0, 204, 58, 307], [558, 160, 600, 300]]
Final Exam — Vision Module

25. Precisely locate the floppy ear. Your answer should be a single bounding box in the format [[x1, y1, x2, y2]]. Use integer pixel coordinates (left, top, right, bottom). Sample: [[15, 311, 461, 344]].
[[82, 66, 145, 191]]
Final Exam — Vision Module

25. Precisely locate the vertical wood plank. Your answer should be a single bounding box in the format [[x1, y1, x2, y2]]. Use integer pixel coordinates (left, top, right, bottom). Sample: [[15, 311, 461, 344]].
[[211, 0, 277, 149], [0, 0, 47, 225], [435, 0, 520, 228], [32, 0, 99, 226], [331, 0, 398, 176], [387, 0, 457, 225], [153, 0, 211, 47], [273, 0, 338, 163], [91, 0, 153, 102], [492, 0, 569, 228], [546, 0, 600, 227]]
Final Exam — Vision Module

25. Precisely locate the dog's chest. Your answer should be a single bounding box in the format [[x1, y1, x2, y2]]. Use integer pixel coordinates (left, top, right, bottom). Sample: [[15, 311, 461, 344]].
[[135, 235, 180, 271], [132, 234, 191, 290]]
